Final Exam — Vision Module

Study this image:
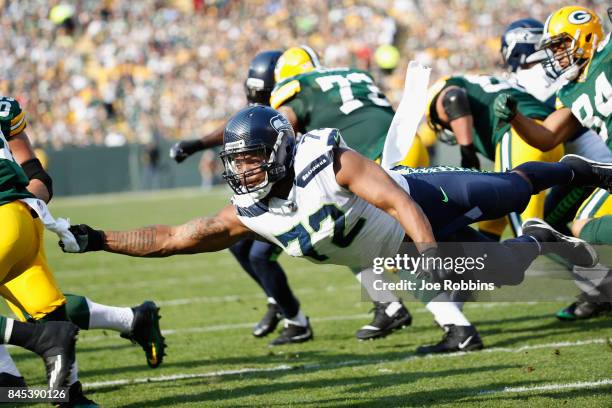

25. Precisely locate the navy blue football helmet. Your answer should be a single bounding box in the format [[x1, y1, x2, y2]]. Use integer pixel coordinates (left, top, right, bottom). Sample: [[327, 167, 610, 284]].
[[244, 50, 283, 106], [500, 18, 544, 72], [220, 105, 295, 198]]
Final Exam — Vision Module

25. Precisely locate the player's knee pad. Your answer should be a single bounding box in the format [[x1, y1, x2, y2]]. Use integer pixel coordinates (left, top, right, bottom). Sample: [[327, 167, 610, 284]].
[[578, 216, 612, 245]]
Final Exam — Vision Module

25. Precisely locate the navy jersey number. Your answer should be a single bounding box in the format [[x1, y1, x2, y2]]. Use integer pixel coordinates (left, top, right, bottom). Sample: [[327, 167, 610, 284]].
[[275, 204, 365, 261]]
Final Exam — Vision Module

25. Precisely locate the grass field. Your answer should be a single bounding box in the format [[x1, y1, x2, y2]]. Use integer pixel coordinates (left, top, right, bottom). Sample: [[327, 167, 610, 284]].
[[5, 187, 612, 407]]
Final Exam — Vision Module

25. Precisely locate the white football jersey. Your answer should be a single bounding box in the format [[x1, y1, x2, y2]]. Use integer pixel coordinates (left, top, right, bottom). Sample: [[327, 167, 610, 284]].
[[233, 128, 408, 269]]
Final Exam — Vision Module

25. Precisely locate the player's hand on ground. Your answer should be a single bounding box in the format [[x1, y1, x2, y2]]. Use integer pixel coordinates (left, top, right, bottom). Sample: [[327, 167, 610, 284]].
[[493, 93, 517, 122], [59, 224, 104, 253]]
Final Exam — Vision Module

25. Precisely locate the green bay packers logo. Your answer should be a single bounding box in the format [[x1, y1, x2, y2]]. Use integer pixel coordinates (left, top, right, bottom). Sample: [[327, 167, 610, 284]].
[[568, 10, 592, 25]]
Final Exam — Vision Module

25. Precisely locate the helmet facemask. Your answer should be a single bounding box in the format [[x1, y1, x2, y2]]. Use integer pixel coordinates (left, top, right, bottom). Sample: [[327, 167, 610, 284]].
[[540, 31, 591, 80], [221, 130, 290, 200]]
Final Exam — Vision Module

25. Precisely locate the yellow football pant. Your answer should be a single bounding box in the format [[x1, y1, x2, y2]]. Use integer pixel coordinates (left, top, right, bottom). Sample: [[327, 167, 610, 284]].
[[0, 201, 65, 320], [375, 133, 430, 168], [575, 188, 612, 220], [478, 127, 564, 237], [396, 133, 431, 168]]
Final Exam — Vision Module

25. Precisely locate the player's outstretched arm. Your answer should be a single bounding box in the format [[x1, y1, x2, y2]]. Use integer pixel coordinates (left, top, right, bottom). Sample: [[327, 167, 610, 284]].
[[169, 122, 225, 163], [61, 204, 253, 257], [494, 94, 581, 151], [333, 147, 436, 253]]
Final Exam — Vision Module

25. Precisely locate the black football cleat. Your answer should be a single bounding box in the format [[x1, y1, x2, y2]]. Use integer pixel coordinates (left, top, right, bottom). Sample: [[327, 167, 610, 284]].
[[561, 154, 612, 193], [356, 301, 412, 340], [416, 324, 483, 354], [269, 318, 313, 346], [30, 321, 78, 389], [121, 301, 166, 368], [253, 303, 282, 338], [522, 218, 598, 268], [556, 295, 612, 321], [59, 380, 98, 408], [0, 372, 26, 387]]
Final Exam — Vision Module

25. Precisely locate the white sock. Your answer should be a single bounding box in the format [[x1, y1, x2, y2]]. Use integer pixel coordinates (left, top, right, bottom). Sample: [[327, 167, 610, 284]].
[[68, 359, 78, 385], [0, 345, 21, 377], [285, 310, 308, 327], [426, 293, 471, 327], [385, 301, 403, 317], [355, 269, 400, 303], [2, 318, 14, 344], [267, 297, 277, 305], [86, 298, 134, 333]]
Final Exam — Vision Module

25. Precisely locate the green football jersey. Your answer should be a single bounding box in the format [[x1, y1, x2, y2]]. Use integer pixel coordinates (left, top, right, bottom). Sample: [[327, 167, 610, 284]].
[[556, 33, 612, 149], [0, 96, 27, 139], [271, 67, 395, 160], [443, 75, 553, 160], [0, 134, 34, 206], [0, 97, 33, 206]]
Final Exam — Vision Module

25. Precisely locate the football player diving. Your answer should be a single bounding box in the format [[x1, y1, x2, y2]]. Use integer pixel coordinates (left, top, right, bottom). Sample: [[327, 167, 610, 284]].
[[61, 105, 612, 354], [493, 6, 612, 320], [0, 96, 165, 406], [172, 50, 315, 345], [171, 48, 419, 343]]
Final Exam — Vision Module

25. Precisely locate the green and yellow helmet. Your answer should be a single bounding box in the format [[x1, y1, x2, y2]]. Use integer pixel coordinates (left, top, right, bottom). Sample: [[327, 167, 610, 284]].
[[274, 45, 321, 83], [539, 6, 604, 80]]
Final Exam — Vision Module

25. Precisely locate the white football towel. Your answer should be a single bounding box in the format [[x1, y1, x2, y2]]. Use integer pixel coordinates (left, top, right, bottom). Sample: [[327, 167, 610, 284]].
[[381, 61, 431, 170], [20, 197, 80, 252]]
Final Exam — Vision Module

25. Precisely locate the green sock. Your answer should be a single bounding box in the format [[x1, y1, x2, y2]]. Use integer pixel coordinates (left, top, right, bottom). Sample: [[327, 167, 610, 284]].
[[0, 315, 7, 344], [579, 215, 612, 245], [64, 294, 91, 330]]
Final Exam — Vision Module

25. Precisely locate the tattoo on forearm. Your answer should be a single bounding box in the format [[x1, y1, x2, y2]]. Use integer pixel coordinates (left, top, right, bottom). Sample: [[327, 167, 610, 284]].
[[107, 227, 158, 255], [106, 216, 232, 257], [179, 217, 226, 242]]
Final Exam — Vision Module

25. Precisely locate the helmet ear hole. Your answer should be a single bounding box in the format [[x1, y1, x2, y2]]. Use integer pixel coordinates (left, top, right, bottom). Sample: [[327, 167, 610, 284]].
[[585, 33, 592, 43]]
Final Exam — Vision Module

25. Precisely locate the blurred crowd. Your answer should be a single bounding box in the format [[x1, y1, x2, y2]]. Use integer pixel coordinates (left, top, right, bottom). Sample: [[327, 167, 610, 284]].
[[0, 0, 609, 149]]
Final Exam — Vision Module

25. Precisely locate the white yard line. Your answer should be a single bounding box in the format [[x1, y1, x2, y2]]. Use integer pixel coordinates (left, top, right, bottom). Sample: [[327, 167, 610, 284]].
[[83, 338, 608, 391], [479, 378, 612, 395], [84, 365, 294, 389]]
